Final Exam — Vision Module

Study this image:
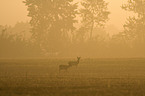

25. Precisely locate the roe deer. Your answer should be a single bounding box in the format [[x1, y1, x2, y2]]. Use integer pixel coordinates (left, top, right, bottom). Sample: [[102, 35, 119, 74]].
[[68, 57, 81, 67], [59, 65, 71, 72]]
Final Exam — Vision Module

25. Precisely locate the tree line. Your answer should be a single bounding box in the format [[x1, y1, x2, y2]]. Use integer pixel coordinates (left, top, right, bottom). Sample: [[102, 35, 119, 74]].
[[0, 0, 145, 58]]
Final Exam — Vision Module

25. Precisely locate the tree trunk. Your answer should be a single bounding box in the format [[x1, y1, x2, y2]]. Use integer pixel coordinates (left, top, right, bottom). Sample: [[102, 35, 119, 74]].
[[90, 21, 94, 40], [90, 9, 95, 40]]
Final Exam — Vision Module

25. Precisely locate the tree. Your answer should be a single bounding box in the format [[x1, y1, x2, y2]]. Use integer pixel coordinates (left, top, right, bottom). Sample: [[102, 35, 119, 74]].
[[80, 0, 110, 39], [122, 0, 145, 44], [0, 25, 41, 58], [23, 0, 78, 54]]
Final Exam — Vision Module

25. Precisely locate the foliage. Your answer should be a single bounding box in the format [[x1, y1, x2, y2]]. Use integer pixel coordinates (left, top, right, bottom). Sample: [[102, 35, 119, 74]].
[[23, 0, 78, 53], [80, 0, 110, 39], [122, 0, 145, 44], [0, 25, 41, 58]]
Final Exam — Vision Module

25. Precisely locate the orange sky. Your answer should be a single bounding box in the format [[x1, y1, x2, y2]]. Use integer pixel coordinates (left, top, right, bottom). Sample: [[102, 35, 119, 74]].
[[0, 0, 29, 26], [0, 0, 132, 30]]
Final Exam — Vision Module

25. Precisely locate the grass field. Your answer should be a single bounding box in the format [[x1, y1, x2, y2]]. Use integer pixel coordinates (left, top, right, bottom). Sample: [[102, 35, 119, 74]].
[[0, 58, 145, 96]]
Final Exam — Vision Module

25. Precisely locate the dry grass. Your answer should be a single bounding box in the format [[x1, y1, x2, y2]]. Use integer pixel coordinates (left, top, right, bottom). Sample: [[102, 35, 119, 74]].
[[0, 58, 145, 96]]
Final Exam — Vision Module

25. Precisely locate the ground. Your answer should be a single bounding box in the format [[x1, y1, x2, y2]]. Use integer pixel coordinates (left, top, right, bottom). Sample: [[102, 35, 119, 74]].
[[0, 58, 145, 96]]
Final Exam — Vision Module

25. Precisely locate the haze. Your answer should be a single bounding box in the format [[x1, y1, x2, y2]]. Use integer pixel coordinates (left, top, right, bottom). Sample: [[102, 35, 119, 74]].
[[0, 1, 145, 96], [0, 0, 144, 58], [0, 0, 130, 31]]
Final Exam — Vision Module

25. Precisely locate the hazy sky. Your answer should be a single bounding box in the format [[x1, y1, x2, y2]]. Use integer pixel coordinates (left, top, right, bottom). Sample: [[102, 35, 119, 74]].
[[0, 0, 132, 30], [0, 0, 28, 26]]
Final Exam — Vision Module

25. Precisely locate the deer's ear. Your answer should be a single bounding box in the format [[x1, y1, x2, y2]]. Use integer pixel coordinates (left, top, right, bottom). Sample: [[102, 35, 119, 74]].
[[77, 57, 81, 59]]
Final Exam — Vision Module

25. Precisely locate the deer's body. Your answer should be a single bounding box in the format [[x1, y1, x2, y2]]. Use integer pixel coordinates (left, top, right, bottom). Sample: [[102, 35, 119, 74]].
[[59, 65, 70, 72], [68, 57, 81, 67], [59, 57, 81, 72]]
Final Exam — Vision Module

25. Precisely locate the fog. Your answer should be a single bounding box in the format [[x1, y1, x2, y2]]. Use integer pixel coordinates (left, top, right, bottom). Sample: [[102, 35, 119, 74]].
[[0, 0, 130, 30], [0, 0, 144, 58]]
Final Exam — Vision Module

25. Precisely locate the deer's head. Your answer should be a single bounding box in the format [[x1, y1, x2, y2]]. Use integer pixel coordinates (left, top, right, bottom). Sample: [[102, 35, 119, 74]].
[[77, 57, 81, 61]]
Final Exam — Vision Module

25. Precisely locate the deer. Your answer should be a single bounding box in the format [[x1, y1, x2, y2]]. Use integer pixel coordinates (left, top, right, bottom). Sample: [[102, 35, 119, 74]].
[[68, 57, 81, 67], [59, 64, 71, 72]]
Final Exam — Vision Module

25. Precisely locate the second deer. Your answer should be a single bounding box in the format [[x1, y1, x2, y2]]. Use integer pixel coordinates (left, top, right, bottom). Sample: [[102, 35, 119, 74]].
[[59, 64, 71, 72]]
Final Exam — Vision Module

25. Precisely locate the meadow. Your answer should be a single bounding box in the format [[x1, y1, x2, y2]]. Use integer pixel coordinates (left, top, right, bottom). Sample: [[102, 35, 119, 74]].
[[0, 58, 145, 96]]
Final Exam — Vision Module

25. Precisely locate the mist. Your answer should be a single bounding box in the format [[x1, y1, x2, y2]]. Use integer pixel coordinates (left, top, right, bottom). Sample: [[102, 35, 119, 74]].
[[1, 1, 145, 96], [0, 0, 145, 58]]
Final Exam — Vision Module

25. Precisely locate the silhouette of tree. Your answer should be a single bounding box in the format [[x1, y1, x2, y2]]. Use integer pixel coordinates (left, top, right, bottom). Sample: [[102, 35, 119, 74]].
[[80, 0, 110, 39], [122, 0, 145, 44], [12, 22, 31, 41], [75, 27, 88, 43], [24, 0, 78, 54], [0, 24, 42, 58]]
